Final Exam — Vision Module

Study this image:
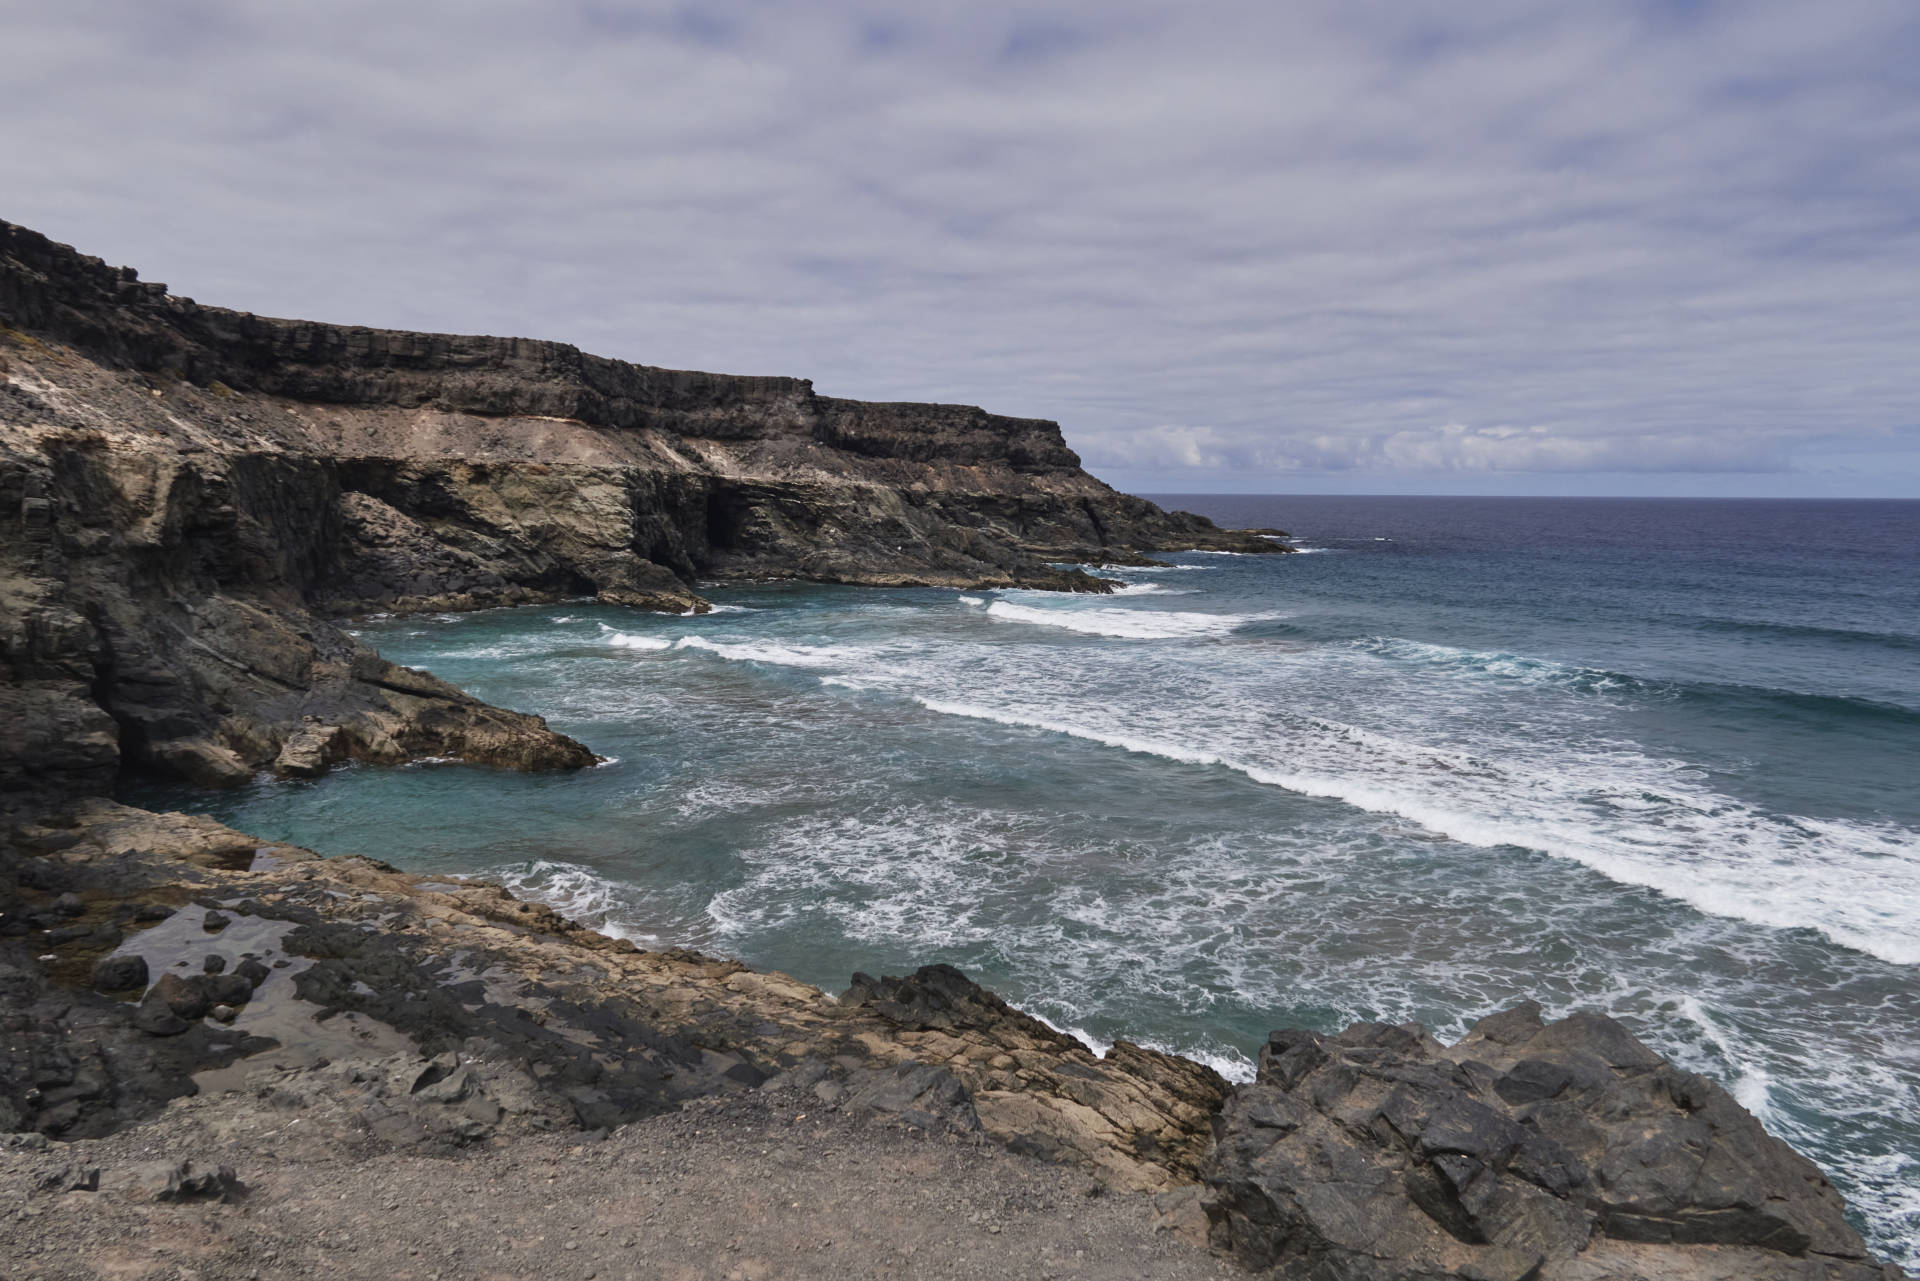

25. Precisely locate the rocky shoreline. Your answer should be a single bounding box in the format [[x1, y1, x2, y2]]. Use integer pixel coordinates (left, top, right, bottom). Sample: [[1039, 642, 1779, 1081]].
[[2, 803, 1907, 1279], [2, 220, 1910, 1278], [1, 218, 1281, 804]]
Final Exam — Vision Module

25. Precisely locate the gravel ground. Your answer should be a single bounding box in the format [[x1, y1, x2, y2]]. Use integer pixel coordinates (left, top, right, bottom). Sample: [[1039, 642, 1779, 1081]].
[[0, 1075, 1235, 1281]]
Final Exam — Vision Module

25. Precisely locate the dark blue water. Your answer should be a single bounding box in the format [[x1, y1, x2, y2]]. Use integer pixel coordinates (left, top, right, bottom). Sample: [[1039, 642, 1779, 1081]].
[[132, 496, 1920, 1259]]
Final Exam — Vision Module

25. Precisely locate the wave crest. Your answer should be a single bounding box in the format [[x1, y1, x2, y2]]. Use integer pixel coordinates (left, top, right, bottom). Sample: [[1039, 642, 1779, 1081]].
[[985, 601, 1273, 639]]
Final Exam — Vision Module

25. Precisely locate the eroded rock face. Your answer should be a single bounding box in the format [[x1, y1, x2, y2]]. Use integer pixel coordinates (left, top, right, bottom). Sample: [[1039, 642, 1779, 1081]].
[[840, 964, 1233, 1190], [1, 217, 1278, 803], [0, 412, 596, 806], [1201, 1004, 1907, 1281]]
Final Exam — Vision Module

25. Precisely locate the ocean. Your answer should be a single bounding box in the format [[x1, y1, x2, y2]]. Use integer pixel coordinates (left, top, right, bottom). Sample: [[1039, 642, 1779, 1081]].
[[130, 494, 1920, 1261]]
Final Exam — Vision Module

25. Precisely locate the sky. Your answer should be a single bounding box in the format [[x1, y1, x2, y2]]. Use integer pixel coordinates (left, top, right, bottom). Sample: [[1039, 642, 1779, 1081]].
[[3, 1, 1918, 497]]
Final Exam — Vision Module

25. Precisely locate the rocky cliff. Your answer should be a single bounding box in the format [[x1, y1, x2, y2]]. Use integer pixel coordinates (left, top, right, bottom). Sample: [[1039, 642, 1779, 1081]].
[[0, 218, 1274, 803], [9, 220, 1901, 1279]]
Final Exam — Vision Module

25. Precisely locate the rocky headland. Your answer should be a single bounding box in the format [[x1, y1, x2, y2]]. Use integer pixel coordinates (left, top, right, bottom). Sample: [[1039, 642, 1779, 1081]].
[[0, 220, 1908, 1279], [0, 218, 1277, 800]]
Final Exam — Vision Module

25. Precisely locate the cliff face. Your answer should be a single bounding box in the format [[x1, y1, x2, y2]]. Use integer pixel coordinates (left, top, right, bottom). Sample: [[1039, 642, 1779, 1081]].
[[0, 219, 1274, 803]]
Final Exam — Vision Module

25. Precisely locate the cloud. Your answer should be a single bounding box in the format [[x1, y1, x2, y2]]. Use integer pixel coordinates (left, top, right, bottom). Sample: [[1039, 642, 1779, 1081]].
[[1094, 420, 1805, 476], [2, 0, 1918, 493]]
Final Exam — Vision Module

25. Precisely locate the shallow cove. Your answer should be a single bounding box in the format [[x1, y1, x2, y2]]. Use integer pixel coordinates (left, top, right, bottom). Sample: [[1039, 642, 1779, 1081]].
[[131, 495, 1920, 1264]]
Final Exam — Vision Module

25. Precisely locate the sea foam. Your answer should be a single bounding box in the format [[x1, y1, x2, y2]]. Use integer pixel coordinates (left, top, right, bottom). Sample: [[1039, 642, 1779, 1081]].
[[984, 601, 1266, 639], [604, 632, 673, 650]]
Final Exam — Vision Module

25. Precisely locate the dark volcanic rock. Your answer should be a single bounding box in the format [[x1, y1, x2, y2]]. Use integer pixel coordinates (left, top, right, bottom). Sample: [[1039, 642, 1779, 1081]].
[[89, 953, 147, 992], [0, 943, 271, 1134], [843, 962, 1061, 1038], [1201, 1002, 1907, 1281], [840, 1061, 982, 1134]]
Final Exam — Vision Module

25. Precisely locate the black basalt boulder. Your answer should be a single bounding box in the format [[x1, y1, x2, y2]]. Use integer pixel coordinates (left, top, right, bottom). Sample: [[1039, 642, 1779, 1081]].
[[91, 953, 148, 993]]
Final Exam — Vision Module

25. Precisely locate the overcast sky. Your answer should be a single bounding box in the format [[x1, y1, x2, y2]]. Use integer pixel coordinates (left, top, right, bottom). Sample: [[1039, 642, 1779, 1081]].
[[5, 1, 1918, 496]]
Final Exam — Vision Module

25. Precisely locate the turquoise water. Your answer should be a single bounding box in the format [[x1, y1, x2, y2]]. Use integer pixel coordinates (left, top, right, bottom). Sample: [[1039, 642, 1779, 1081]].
[[134, 496, 1920, 1260]]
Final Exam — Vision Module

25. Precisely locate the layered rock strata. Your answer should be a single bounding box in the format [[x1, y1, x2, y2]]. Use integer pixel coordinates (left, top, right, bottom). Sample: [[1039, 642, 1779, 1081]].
[[1, 217, 1275, 800]]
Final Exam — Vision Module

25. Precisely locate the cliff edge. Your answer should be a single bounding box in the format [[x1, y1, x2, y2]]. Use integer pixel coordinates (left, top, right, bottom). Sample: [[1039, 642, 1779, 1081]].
[[0, 218, 1273, 802]]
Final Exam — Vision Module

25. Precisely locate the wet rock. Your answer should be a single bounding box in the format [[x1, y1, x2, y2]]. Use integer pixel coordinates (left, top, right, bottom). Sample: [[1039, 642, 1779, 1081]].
[[234, 957, 270, 988], [149, 972, 212, 1020], [132, 998, 190, 1037], [0, 943, 267, 1134], [51, 893, 84, 917], [91, 953, 149, 992], [201, 910, 230, 932], [202, 954, 226, 973], [200, 972, 256, 1007], [1200, 1003, 1907, 1281]]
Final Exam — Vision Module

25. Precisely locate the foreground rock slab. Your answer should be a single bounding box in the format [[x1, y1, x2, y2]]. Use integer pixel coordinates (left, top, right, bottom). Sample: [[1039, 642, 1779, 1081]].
[[1200, 1005, 1907, 1281], [0, 1082, 1235, 1281], [4, 804, 1908, 1278], [1, 802, 1225, 1194]]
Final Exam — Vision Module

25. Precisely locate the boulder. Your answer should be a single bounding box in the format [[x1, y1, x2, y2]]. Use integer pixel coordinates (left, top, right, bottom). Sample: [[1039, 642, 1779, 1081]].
[[233, 957, 270, 988], [148, 972, 211, 1020], [90, 953, 148, 992], [1200, 1003, 1908, 1281], [129, 1159, 243, 1203], [273, 723, 347, 779], [37, 1162, 100, 1192]]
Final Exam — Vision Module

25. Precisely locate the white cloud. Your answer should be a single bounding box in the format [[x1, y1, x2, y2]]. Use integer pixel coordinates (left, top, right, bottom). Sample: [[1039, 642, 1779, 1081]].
[[3, 0, 1918, 493]]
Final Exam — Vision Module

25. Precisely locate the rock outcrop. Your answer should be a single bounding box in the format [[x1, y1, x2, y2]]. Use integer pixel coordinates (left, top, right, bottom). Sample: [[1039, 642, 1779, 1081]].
[[1, 806, 1909, 1277], [0, 802, 1230, 1192], [1, 217, 1276, 802], [1198, 1006, 1907, 1281]]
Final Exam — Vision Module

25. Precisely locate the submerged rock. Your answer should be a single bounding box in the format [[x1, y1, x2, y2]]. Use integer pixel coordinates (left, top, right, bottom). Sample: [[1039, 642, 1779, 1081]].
[[1201, 1002, 1907, 1281]]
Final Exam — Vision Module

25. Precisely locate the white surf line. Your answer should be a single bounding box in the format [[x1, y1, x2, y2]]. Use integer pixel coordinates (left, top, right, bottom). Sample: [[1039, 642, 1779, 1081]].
[[911, 697, 1920, 967]]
